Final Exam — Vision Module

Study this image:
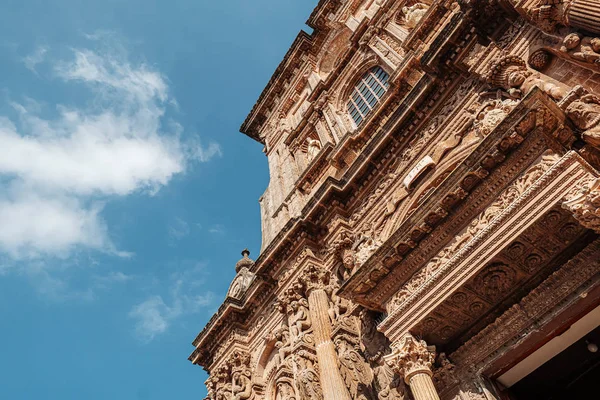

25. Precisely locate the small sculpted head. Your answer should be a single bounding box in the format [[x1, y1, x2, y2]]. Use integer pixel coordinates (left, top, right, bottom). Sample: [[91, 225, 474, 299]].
[[591, 37, 600, 53], [507, 70, 526, 88], [563, 33, 581, 50]]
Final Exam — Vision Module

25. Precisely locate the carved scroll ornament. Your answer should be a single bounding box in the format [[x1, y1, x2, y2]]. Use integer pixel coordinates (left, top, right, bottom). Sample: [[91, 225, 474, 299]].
[[563, 178, 600, 232]]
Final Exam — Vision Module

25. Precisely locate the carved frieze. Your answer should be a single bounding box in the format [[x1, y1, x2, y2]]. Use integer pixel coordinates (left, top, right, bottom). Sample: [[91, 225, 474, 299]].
[[192, 3, 600, 400]]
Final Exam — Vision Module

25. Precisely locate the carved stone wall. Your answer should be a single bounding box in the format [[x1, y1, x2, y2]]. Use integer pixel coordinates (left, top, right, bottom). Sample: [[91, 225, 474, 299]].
[[191, 1, 600, 400]]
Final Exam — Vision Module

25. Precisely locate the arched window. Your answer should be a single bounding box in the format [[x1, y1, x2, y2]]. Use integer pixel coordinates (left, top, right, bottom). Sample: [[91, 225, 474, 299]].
[[347, 66, 390, 126]]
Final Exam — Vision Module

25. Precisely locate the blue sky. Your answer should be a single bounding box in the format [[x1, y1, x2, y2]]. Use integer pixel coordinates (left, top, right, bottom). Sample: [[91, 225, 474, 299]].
[[0, 1, 318, 398]]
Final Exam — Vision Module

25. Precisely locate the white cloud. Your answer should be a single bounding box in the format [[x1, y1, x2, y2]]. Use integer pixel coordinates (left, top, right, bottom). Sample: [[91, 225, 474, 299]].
[[0, 41, 220, 260], [129, 261, 214, 343], [93, 271, 134, 288], [208, 224, 225, 235], [23, 46, 48, 73], [129, 296, 171, 341], [0, 194, 107, 259], [26, 265, 96, 302]]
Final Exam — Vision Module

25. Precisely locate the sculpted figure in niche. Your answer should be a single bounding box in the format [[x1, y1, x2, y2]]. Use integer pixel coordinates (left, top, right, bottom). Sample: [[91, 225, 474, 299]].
[[401, 3, 429, 29], [354, 224, 382, 266], [294, 351, 323, 400], [276, 381, 297, 400], [289, 299, 311, 340], [486, 55, 567, 100], [560, 33, 600, 64], [328, 291, 349, 324], [306, 138, 322, 162], [335, 335, 375, 400], [360, 310, 405, 400], [217, 383, 233, 400], [215, 368, 233, 400], [341, 248, 356, 280], [232, 371, 252, 400], [273, 327, 293, 365], [565, 93, 600, 148]]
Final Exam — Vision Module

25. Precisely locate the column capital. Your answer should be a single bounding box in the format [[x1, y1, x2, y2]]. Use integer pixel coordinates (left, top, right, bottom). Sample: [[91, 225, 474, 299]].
[[299, 264, 331, 295], [385, 334, 435, 384], [563, 178, 600, 233]]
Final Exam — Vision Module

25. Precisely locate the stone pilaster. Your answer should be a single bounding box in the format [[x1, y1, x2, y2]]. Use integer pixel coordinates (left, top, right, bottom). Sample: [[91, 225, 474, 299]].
[[300, 265, 352, 400], [384, 334, 440, 400]]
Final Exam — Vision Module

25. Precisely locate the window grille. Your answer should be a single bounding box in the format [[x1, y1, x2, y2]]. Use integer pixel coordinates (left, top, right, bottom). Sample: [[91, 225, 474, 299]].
[[346, 66, 390, 126]]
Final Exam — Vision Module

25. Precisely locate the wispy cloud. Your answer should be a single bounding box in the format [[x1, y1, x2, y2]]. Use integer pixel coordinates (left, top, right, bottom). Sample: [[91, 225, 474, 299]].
[[129, 261, 214, 343], [168, 217, 190, 243], [25, 265, 96, 302], [0, 36, 221, 261], [208, 224, 225, 235], [93, 271, 134, 289], [23, 46, 48, 73]]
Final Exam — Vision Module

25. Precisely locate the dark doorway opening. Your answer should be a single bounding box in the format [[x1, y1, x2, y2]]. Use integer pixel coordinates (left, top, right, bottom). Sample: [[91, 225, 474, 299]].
[[509, 326, 600, 399]]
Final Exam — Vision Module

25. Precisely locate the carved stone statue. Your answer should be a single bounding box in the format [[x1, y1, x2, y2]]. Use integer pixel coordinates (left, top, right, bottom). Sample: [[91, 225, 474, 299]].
[[473, 98, 519, 137], [288, 299, 311, 340], [228, 352, 253, 400], [565, 94, 600, 147], [563, 178, 600, 232], [401, 3, 429, 29], [306, 138, 322, 162], [273, 327, 293, 365], [328, 291, 349, 324], [560, 32, 600, 64], [335, 335, 375, 399], [354, 225, 383, 266], [294, 351, 323, 400], [359, 310, 406, 400], [486, 55, 567, 100], [341, 248, 356, 280], [232, 371, 252, 400], [276, 381, 297, 400], [213, 365, 233, 400]]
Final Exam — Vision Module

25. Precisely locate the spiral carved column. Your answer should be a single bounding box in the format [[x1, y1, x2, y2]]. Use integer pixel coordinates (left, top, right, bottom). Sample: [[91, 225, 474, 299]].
[[384, 334, 440, 400]]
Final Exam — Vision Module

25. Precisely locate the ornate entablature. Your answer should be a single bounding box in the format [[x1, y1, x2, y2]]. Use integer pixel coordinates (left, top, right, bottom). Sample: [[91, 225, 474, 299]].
[[191, 1, 600, 400]]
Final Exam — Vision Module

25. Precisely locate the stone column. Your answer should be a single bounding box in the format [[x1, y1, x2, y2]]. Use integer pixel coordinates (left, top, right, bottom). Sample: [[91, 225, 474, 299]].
[[565, 0, 600, 35], [384, 334, 440, 400], [300, 265, 352, 400]]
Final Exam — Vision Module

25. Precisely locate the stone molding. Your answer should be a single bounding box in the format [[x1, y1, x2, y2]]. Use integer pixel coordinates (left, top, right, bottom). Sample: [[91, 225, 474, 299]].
[[450, 238, 600, 370], [380, 150, 597, 340]]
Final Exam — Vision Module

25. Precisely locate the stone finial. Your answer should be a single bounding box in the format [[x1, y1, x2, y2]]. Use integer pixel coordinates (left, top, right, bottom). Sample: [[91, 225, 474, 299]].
[[236, 249, 254, 273], [227, 249, 256, 300]]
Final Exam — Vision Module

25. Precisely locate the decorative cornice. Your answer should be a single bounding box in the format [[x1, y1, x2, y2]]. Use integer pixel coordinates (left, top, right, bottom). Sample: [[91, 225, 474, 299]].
[[450, 238, 600, 369], [380, 149, 596, 339]]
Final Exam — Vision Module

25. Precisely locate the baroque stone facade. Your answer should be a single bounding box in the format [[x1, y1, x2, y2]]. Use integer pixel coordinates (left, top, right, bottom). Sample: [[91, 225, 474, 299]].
[[189, 1, 600, 399]]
